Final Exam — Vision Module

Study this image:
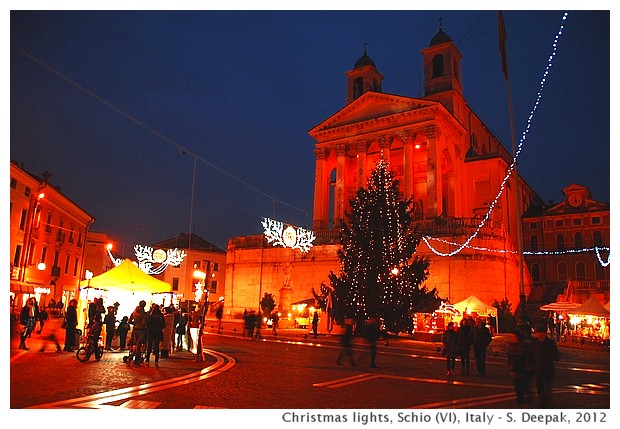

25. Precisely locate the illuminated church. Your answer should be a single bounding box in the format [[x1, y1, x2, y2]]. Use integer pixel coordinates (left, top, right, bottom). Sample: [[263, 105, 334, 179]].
[[224, 24, 540, 319]]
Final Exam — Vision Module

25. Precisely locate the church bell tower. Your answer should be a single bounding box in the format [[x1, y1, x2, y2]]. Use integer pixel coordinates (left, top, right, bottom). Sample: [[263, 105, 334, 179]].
[[345, 45, 384, 104]]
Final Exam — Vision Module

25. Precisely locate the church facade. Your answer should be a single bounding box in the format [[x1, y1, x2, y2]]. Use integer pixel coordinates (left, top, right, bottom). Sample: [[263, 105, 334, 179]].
[[224, 24, 541, 320]]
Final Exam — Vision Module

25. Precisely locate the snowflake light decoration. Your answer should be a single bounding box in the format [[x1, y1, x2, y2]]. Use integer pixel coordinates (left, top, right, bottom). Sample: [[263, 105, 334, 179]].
[[108, 244, 187, 274], [261, 217, 316, 253]]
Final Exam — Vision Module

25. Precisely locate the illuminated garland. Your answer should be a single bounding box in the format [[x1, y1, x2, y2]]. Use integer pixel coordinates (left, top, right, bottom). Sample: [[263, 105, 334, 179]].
[[423, 236, 611, 267], [421, 12, 609, 267]]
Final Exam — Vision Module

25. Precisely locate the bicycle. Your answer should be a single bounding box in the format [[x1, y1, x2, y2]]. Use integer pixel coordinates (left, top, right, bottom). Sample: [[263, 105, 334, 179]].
[[76, 331, 104, 362]]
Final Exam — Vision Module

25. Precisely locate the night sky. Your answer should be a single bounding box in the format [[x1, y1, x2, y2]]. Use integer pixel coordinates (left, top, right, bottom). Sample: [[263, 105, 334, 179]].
[[9, 7, 612, 252]]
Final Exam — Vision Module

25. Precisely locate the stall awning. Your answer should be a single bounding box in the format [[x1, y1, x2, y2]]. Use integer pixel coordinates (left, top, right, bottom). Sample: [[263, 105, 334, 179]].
[[79, 258, 171, 293], [10, 281, 45, 294], [540, 301, 581, 312], [453, 295, 496, 317], [569, 297, 610, 318]]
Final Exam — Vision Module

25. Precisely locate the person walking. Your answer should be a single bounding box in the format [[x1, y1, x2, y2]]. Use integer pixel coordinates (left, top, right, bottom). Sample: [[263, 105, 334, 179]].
[[271, 311, 279, 336], [528, 325, 560, 408], [472, 318, 492, 376], [312, 312, 319, 339], [129, 300, 148, 366], [145, 304, 166, 367], [175, 312, 188, 351], [37, 305, 48, 334], [254, 310, 263, 339], [63, 299, 79, 352], [116, 316, 131, 351], [442, 321, 459, 376], [18, 297, 38, 350], [38, 314, 62, 353], [457, 318, 473, 375], [506, 330, 531, 404], [103, 306, 116, 351], [364, 318, 380, 368], [336, 320, 357, 366], [215, 304, 224, 333]]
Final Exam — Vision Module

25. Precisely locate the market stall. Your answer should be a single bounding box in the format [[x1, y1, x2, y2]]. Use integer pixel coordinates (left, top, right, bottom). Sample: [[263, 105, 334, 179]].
[[453, 295, 498, 333], [78, 259, 173, 333], [565, 297, 610, 348]]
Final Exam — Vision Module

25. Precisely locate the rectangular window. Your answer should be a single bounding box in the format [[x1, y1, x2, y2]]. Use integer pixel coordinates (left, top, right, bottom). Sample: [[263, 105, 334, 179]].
[[41, 246, 48, 264], [28, 242, 35, 265], [210, 280, 218, 293], [529, 222, 538, 230], [13, 245, 22, 267], [213, 262, 219, 272], [172, 277, 179, 291], [10, 177, 17, 189], [64, 254, 70, 274], [573, 218, 582, 226], [73, 257, 79, 277], [592, 216, 601, 224], [555, 220, 564, 227], [45, 213, 53, 233], [19, 209, 28, 230], [24, 186, 31, 197]]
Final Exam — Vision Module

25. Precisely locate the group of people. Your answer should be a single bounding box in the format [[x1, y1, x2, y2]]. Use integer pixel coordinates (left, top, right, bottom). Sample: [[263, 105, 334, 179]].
[[442, 317, 492, 377]]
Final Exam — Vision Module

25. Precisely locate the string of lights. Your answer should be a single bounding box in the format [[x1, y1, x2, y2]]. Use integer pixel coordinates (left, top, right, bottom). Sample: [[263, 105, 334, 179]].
[[423, 236, 610, 266]]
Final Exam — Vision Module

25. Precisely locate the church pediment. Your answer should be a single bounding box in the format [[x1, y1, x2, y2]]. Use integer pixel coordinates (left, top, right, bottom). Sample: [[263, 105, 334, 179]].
[[309, 92, 438, 136]]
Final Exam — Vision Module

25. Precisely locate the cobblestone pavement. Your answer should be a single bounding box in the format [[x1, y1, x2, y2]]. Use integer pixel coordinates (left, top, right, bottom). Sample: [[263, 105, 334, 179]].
[[10, 322, 610, 411]]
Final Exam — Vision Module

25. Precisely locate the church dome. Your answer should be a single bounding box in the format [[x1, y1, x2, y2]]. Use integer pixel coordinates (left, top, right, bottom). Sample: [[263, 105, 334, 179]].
[[354, 51, 376, 69], [429, 27, 453, 47]]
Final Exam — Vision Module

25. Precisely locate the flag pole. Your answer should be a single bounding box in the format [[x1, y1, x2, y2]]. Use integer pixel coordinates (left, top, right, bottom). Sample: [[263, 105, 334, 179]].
[[498, 11, 529, 333]]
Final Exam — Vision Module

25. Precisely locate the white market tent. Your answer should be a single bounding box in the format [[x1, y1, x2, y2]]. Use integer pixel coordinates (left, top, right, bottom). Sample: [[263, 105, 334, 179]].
[[570, 296, 610, 318], [540, 301, 581, 312], [453, 295, 498, 333]]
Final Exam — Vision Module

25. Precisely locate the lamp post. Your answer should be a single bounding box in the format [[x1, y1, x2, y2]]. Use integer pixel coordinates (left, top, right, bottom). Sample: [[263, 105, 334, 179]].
[[194, 261, 213, 362]]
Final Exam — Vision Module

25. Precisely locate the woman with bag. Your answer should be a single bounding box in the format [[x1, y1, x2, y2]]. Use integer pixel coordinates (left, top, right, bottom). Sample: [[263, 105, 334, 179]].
[[19, 298, 38, 350]]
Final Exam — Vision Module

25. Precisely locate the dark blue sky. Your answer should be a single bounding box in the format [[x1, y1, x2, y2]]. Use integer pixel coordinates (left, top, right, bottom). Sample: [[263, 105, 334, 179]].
[[9, 9, 612, 251]]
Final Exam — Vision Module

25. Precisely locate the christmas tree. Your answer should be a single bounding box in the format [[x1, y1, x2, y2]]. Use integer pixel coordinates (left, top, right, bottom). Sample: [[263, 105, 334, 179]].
[[328, 157, 440, 333]]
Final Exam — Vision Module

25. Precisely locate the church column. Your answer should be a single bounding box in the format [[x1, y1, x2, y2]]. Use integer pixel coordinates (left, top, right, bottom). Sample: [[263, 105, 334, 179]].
[[313, 147, 329, 230], [401, 130, 416, 200], [355, 140, 367, 189], [334, 144, 347, 227], [425, 125, 442, 217], [378, 135, 391, 162]]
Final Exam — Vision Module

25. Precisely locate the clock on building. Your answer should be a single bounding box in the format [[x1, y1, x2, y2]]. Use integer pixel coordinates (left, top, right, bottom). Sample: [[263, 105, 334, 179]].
[[568, 193, 583, 207]]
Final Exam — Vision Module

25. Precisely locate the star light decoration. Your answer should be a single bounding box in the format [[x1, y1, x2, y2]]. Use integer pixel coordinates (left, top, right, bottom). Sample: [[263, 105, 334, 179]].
[[107, 244, 187, 274], [261, 217, 316, 253]]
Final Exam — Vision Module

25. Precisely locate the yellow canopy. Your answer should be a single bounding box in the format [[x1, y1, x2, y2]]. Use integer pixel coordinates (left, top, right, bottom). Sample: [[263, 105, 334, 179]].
[[80, 258, 171, 293]]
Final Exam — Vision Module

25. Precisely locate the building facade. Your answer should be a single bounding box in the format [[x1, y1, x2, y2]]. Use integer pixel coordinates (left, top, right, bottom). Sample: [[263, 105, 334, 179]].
[[225, 25, 544, 319], [523, 183, 610, 306], [9, 161, 94, 314], [151, 233, 227, 314]]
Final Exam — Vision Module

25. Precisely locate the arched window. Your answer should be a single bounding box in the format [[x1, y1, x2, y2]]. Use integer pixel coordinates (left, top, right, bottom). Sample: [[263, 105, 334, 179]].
[[531, 264, 541, 283], [353, 77, 364, 99], [557, 262, 567, 281], [593, 230, 603, 247], [530, 235, 538, 251], [575, 261, 586, 280], [595, 261, 606, 280], [574, 232, 583, 249], [556, 233, 565, 250], [432, 54, 444, 78]]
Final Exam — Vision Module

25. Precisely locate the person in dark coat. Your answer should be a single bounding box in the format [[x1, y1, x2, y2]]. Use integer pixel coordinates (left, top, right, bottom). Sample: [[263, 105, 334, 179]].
[[175, 312, 188, 351], [116, 316, 131, 351], [472, 318, 492, 376], [145, 304, 166, 367], [442, 321, 459, 376], [88, 312, 104, 361], [312, 312, 319, 338], [364, 318, 380, 368], [506, 330, 531, 404], [457, 318, 473, 375], [336, 320, 357, 366], [528, 325, 560, 408], [63, 299, 79, 351], [103, 306, 116, 350], [129, 300, 148, 366], [37, 305, 48, 334], [19, 297, 38, 350]]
